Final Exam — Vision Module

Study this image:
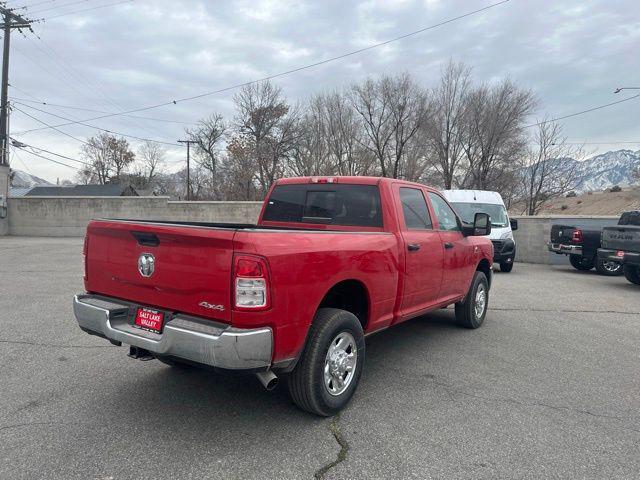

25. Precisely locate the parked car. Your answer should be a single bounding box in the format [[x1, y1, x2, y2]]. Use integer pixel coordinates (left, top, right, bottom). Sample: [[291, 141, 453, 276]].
[[548, 211, 640, 276], [597, 211, 640, 285], [74, 176, 494, 416], [442, 190, 518, 272]]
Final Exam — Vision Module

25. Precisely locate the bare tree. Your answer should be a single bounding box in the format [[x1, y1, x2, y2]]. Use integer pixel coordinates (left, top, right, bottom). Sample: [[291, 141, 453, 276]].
[[520, 119, 583, 215], [306, 91, 375, 176], [349, 77, 394, 176], [461, 80, 537, 190], [80, 133, 135, 184], [186, 114, 227, 178], [219, 134, 262, 200], [350, 74, 428, 178], [289, 96, 331, 176], [75, 168, 93, 185], [423, 60, 471, 189], [233, 81, 301, 194], [137, 140, 166, 185]]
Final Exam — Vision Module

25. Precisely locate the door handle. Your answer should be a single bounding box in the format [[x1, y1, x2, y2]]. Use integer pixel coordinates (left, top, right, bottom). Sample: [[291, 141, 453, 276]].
[[407, 243, 421, 251], [444, 242, 454, 249]]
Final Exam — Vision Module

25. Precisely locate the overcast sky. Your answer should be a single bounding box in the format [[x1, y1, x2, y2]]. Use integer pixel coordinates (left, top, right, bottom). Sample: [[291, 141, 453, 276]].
[[6, 0, 639, 183]]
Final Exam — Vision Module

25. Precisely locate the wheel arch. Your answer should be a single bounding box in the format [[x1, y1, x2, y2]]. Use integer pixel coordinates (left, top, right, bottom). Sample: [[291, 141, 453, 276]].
[[476, 258, 492, 288], [317, 279, 370, 330]]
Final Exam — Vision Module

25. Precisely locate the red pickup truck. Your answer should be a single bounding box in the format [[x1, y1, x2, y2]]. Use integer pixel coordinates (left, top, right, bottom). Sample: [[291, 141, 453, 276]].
[[74, 176, 493, 416]]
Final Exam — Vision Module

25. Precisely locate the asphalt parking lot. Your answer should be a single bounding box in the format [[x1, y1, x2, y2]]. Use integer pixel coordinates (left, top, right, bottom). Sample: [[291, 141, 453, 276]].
[[1, 236, 639, 480]]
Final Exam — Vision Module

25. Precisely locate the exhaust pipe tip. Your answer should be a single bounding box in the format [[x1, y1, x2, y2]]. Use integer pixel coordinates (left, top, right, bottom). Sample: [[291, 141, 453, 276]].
[[256, 370, 278, 391]]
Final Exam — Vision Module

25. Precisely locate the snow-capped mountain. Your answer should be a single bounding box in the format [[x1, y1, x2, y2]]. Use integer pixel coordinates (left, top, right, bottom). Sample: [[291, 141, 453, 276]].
[[571, 149, 640, 192], [10, 169, 53, 188]]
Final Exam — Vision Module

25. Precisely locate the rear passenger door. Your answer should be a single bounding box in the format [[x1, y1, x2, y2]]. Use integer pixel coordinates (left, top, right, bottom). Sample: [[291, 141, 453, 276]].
[[396, 186, 444, 317], [427, 192, 475, 301]]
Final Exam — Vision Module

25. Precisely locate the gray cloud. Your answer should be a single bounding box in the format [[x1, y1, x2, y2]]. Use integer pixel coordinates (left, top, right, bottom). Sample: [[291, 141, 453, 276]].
[[7, 0, 639, 181]]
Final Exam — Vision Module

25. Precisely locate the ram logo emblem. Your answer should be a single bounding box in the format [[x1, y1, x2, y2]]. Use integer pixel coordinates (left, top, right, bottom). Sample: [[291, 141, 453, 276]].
[[138, 253, 155, 277]]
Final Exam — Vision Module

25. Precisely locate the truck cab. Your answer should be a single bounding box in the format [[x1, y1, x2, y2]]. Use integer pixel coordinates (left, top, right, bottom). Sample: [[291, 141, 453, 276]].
[[442, 190, 517, 272]]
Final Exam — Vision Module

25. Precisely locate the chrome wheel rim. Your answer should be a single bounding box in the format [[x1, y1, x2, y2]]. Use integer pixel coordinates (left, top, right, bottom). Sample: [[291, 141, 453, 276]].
[[324, 332, 357, 396], [603, 261, 620, 273], [474, 284, 487, 320]]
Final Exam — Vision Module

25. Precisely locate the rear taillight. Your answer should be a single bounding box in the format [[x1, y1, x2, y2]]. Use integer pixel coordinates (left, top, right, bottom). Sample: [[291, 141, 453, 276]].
[[82, 235, 89, 281], [233, 255, 270, 310], [572, 229, 583, 244]]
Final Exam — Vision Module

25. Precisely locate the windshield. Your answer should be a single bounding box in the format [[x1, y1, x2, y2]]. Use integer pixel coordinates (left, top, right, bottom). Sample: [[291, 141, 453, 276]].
[[450, 202, 508, 228]]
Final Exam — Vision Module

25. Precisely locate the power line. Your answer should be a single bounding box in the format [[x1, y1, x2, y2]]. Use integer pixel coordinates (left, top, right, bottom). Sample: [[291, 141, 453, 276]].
[[523, 94, 640, 129], [10, 136, 90, 165], [9, 0, 60, 10], [10, 95, 195, 125], [13, 143, 80, 170], [14, 101, 181, 146], [32, 32, 178, 140], [17, 0, 511, 132], [38, 0, 132, 20], [12, 103, 89, 144], [27, 0, 98, 16]]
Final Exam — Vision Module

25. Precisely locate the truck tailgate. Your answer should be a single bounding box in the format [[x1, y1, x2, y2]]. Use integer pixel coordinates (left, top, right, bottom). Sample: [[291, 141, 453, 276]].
[[85, 220, 235, 322], [601, 226, 640, 252], [550, 224, 575, 244]]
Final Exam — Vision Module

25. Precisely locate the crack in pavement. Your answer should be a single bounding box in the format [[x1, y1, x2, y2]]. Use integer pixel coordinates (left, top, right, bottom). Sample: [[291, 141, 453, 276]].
[[0, 338, 116, 349], [314, 414, 349, 480], [489, 307, 639, 315]]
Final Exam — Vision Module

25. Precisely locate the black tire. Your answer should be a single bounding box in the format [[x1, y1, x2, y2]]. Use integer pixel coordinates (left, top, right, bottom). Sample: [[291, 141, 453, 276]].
[[569, 255, 594, 271], [500, 261, 514, 273], [455, 271, 489, 329], [155, 355, 192, 369], [595, 257, 623, 276], [623, 265, 640, 285], [288, 308, 365, 417]]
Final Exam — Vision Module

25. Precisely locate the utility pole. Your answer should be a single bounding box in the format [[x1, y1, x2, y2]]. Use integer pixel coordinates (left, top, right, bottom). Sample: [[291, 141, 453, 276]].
[[0, 6, 32, 167], [177, 139, 195, 200]]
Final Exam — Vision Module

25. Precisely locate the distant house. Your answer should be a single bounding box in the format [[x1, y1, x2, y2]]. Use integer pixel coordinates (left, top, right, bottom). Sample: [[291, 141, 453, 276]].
[[25, 184, 139, 197]]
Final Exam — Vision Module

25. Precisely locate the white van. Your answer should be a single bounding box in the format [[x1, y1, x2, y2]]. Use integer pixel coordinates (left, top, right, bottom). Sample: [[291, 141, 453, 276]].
[[442, 190, 518, 272]]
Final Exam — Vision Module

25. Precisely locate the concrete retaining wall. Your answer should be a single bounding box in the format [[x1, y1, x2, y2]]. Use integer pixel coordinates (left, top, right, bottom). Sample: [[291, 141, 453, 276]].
[[512, 215, 620, 265], [3, 197, 622, 266], [7, 197, 263, 237]]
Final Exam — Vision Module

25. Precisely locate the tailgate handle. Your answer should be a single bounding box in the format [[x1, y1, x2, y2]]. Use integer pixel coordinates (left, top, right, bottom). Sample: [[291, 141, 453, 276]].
[[131, 231, 160, 247]]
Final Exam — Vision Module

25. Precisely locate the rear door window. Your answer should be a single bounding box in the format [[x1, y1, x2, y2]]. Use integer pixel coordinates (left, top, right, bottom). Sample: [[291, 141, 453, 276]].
[[399, 188, 432, 230], [263, 184, 383, 227]]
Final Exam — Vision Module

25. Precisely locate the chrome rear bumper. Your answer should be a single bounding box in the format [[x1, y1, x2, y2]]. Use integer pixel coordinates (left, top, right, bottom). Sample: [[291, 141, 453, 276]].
[[548, 242, 582, 255], [73, 294, 272, 371]]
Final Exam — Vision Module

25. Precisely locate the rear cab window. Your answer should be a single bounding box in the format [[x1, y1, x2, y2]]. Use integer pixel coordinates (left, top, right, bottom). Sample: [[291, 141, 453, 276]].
[[262, 183, 383, 228]]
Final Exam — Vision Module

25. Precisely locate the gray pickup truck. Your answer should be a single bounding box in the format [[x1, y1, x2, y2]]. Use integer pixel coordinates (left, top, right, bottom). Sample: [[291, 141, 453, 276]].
[[597, 211, 640, 285]]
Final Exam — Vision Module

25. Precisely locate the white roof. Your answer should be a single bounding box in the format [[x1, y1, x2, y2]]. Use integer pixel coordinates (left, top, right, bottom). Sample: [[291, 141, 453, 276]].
[[442, 189, 505, 206]]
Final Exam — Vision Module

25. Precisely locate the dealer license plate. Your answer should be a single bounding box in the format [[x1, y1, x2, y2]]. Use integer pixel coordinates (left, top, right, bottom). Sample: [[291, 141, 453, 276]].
[[134, 307, 164, 333]]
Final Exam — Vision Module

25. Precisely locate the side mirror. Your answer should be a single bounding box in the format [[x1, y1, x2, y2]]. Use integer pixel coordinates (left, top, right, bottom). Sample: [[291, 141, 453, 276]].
[[473, 212, 491, 236], [510, 218, 518, 231]]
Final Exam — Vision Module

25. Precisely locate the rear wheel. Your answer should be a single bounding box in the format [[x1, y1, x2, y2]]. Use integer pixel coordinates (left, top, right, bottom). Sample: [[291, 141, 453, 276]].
[[288, 308, 365, 417], [595, 257, 623, 276], [623, 265, 640, 285], [569, 254, 594, 271], [499, 261, 513, 273], [455, 271, 489, 329]]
